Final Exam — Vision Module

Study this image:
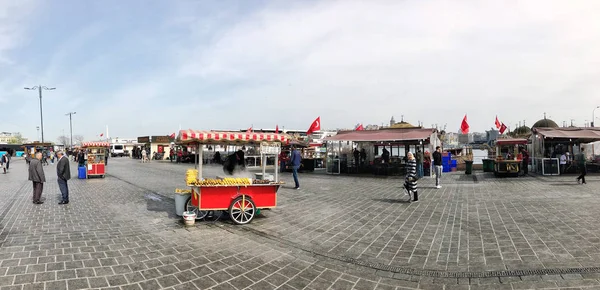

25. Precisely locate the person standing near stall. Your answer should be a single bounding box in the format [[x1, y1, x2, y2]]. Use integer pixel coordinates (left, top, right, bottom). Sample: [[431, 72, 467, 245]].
[[360, 148, 367, 166], [576, 147, 587, 184], [56, 151, 71, 204], [29, 152, 46, 204], [405, 152, 418, 202], [290, 146, 301, 189], [433, 146, 443, 189], [278, 150, 288, 173], [381, 148, 390, 164], [416, 149, 424, 179], [520, 147, 529, 176]]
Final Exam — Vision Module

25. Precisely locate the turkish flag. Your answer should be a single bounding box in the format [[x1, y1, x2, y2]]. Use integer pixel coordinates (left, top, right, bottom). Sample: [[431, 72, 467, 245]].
[[275, 125, 279, 134], [495, 116, 501, 129], [460, 115, 469, 134], [100, 133, 104, 137], [246, 127, 252, 133], [499, 123, 507, 134], [355, 124, 364, 131], [169, 133, 175, 139], [306, 117, 321, 135]]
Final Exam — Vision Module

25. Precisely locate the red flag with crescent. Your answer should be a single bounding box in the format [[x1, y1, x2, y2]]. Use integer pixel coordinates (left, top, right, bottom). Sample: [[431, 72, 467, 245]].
[[307, 117, 321, 135]]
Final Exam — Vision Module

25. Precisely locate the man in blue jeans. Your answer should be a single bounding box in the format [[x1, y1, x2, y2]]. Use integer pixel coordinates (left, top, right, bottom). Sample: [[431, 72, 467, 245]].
[[56, 151, 71, 204], [290, 146, 301, 189]]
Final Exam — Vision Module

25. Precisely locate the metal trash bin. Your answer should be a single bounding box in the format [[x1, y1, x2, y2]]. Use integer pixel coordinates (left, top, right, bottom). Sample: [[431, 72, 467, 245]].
[[174, 190, 191, 216]]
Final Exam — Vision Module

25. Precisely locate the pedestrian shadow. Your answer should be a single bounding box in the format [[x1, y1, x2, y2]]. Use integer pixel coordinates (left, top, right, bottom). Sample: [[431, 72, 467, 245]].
[[373, 198, 411, 204]]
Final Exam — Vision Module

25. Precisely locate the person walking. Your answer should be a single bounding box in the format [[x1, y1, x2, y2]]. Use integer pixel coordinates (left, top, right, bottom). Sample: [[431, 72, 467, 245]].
[[28, 152, 46, 204], [416, 149, 424, 178], [56, 151, 71, 204], [1, 153, 7, 174], [141, 148, 148, 163], [290, 146, 301, 189], [404, 152, 418, 202], [433, 146, 443, 189], [576, 147, 587, 184], [5, 151, 10, 170]]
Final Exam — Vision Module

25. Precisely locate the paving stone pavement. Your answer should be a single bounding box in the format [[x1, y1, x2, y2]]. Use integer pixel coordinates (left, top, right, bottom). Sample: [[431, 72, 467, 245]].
[[0, 158, 599, 289]]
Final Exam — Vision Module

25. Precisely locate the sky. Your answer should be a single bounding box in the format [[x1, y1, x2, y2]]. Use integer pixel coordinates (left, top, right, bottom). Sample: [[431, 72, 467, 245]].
[[1, 0, 600, 143]]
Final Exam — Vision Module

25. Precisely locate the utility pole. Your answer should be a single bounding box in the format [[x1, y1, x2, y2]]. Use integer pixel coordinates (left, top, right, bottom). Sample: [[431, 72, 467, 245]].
[[24, 85, 56, 143], [66, 112, 76, 148]]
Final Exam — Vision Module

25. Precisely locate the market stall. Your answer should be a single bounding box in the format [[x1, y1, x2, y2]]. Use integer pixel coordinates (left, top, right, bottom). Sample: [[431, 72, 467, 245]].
[[82, 142, 109, 178], [494, 138, 527, 177], [21, 142, 53, 158], [177, 130, 288, 225]]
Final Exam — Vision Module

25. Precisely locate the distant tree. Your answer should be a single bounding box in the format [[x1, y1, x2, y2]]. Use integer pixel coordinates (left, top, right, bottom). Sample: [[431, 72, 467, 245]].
[[57, 135, 69, 146], [74, 135, 85, 145], [7, 133, 25, 144]]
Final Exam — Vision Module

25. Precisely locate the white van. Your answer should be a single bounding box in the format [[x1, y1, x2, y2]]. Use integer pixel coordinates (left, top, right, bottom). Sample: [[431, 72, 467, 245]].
[[110, 144, 125, 157]]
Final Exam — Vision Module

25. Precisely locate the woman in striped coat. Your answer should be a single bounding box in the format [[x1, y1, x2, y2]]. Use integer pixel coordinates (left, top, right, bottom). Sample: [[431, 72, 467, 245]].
[[404, 152, 419, 202]]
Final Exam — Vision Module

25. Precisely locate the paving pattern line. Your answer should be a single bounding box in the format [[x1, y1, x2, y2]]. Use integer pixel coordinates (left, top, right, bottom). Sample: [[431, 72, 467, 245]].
[[228, 223, 600, 279], [0, 181, 29, 247]]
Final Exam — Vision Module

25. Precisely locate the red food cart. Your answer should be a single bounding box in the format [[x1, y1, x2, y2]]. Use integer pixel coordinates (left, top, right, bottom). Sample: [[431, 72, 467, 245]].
[[177, 130, 288, 224], [82, 142, 109, 178]]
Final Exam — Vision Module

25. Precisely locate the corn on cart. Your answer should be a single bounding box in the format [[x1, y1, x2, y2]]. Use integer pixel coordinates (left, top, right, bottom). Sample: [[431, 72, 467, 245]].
[[177, 130, 287, 225]]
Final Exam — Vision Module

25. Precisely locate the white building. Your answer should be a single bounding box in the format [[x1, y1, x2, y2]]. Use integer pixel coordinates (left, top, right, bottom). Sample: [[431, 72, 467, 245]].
[[0, 132, 27, 144]]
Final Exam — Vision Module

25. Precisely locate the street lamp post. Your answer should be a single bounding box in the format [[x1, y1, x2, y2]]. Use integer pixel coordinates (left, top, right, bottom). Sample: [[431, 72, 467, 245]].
[[66, 112, 76, 148], [24, 85, 56, 143], [593, 106, 600, 128]]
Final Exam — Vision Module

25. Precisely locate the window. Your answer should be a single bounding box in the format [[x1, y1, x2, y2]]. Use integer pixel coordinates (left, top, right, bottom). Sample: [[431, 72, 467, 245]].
[[114, 145, 123, 150]]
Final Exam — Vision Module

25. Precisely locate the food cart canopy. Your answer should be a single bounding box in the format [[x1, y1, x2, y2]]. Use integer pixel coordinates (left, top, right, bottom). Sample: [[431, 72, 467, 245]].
[[82, 142, 110, 147], [496, 138, 528, 145], [533, 127, 600, 140], [177, 130, 288, 144], [324, 128, 436, 142]]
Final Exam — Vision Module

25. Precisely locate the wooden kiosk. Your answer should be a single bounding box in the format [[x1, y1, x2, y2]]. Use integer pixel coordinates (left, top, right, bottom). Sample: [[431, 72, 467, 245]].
[[494, 138, 528, 177]]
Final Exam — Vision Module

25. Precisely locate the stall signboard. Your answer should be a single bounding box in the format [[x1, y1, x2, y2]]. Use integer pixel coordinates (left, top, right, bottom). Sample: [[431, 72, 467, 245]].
[[260, 142, 281, 155], [138, 136, 150, 143], [152, 136, 172, 143]]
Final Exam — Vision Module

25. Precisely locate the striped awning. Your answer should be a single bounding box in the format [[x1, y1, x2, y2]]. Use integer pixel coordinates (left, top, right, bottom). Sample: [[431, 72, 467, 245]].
[[82, 142, 110, 147], [177, 130, 288, 144]]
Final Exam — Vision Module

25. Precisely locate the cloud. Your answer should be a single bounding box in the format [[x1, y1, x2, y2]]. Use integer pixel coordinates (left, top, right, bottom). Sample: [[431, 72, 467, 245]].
[[5, 0, 600, 142], [175, 0, 600, 131]]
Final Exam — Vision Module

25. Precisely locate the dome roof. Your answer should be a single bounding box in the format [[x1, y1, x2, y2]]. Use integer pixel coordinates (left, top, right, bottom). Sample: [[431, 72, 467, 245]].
[[390, 121, 416, 129], [512, 126, 531, 136], [532, 118, 559, 128]]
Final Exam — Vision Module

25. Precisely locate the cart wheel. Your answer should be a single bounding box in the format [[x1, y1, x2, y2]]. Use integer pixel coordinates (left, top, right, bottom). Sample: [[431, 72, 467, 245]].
[[185, 196, 208, 220], [228, 196, 256, 225]]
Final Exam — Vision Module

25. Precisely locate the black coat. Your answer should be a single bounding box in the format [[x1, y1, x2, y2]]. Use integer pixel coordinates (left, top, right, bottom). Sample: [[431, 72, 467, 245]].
[[57, 156, 71, 180]]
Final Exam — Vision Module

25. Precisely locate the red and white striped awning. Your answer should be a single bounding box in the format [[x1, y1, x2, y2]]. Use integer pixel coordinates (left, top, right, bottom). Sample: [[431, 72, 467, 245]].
[[177, 130, 288, 144], [82, 142, 110, 147]]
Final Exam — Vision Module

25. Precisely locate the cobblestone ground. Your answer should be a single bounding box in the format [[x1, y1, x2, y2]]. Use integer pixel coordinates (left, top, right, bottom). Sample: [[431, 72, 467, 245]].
[[0, 158, 599, 289]]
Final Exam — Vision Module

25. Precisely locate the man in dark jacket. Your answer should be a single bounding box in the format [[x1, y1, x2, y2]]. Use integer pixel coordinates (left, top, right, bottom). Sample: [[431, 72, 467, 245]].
[[290, 147, 302, 189], [433, 146, 443, 189], [28, 152, 46, 204], [56, 151, 71, 204]]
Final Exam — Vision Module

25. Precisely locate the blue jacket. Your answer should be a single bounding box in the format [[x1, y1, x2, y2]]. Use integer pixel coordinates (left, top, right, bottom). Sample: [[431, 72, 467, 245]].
[[290, 150, 301, 167]]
